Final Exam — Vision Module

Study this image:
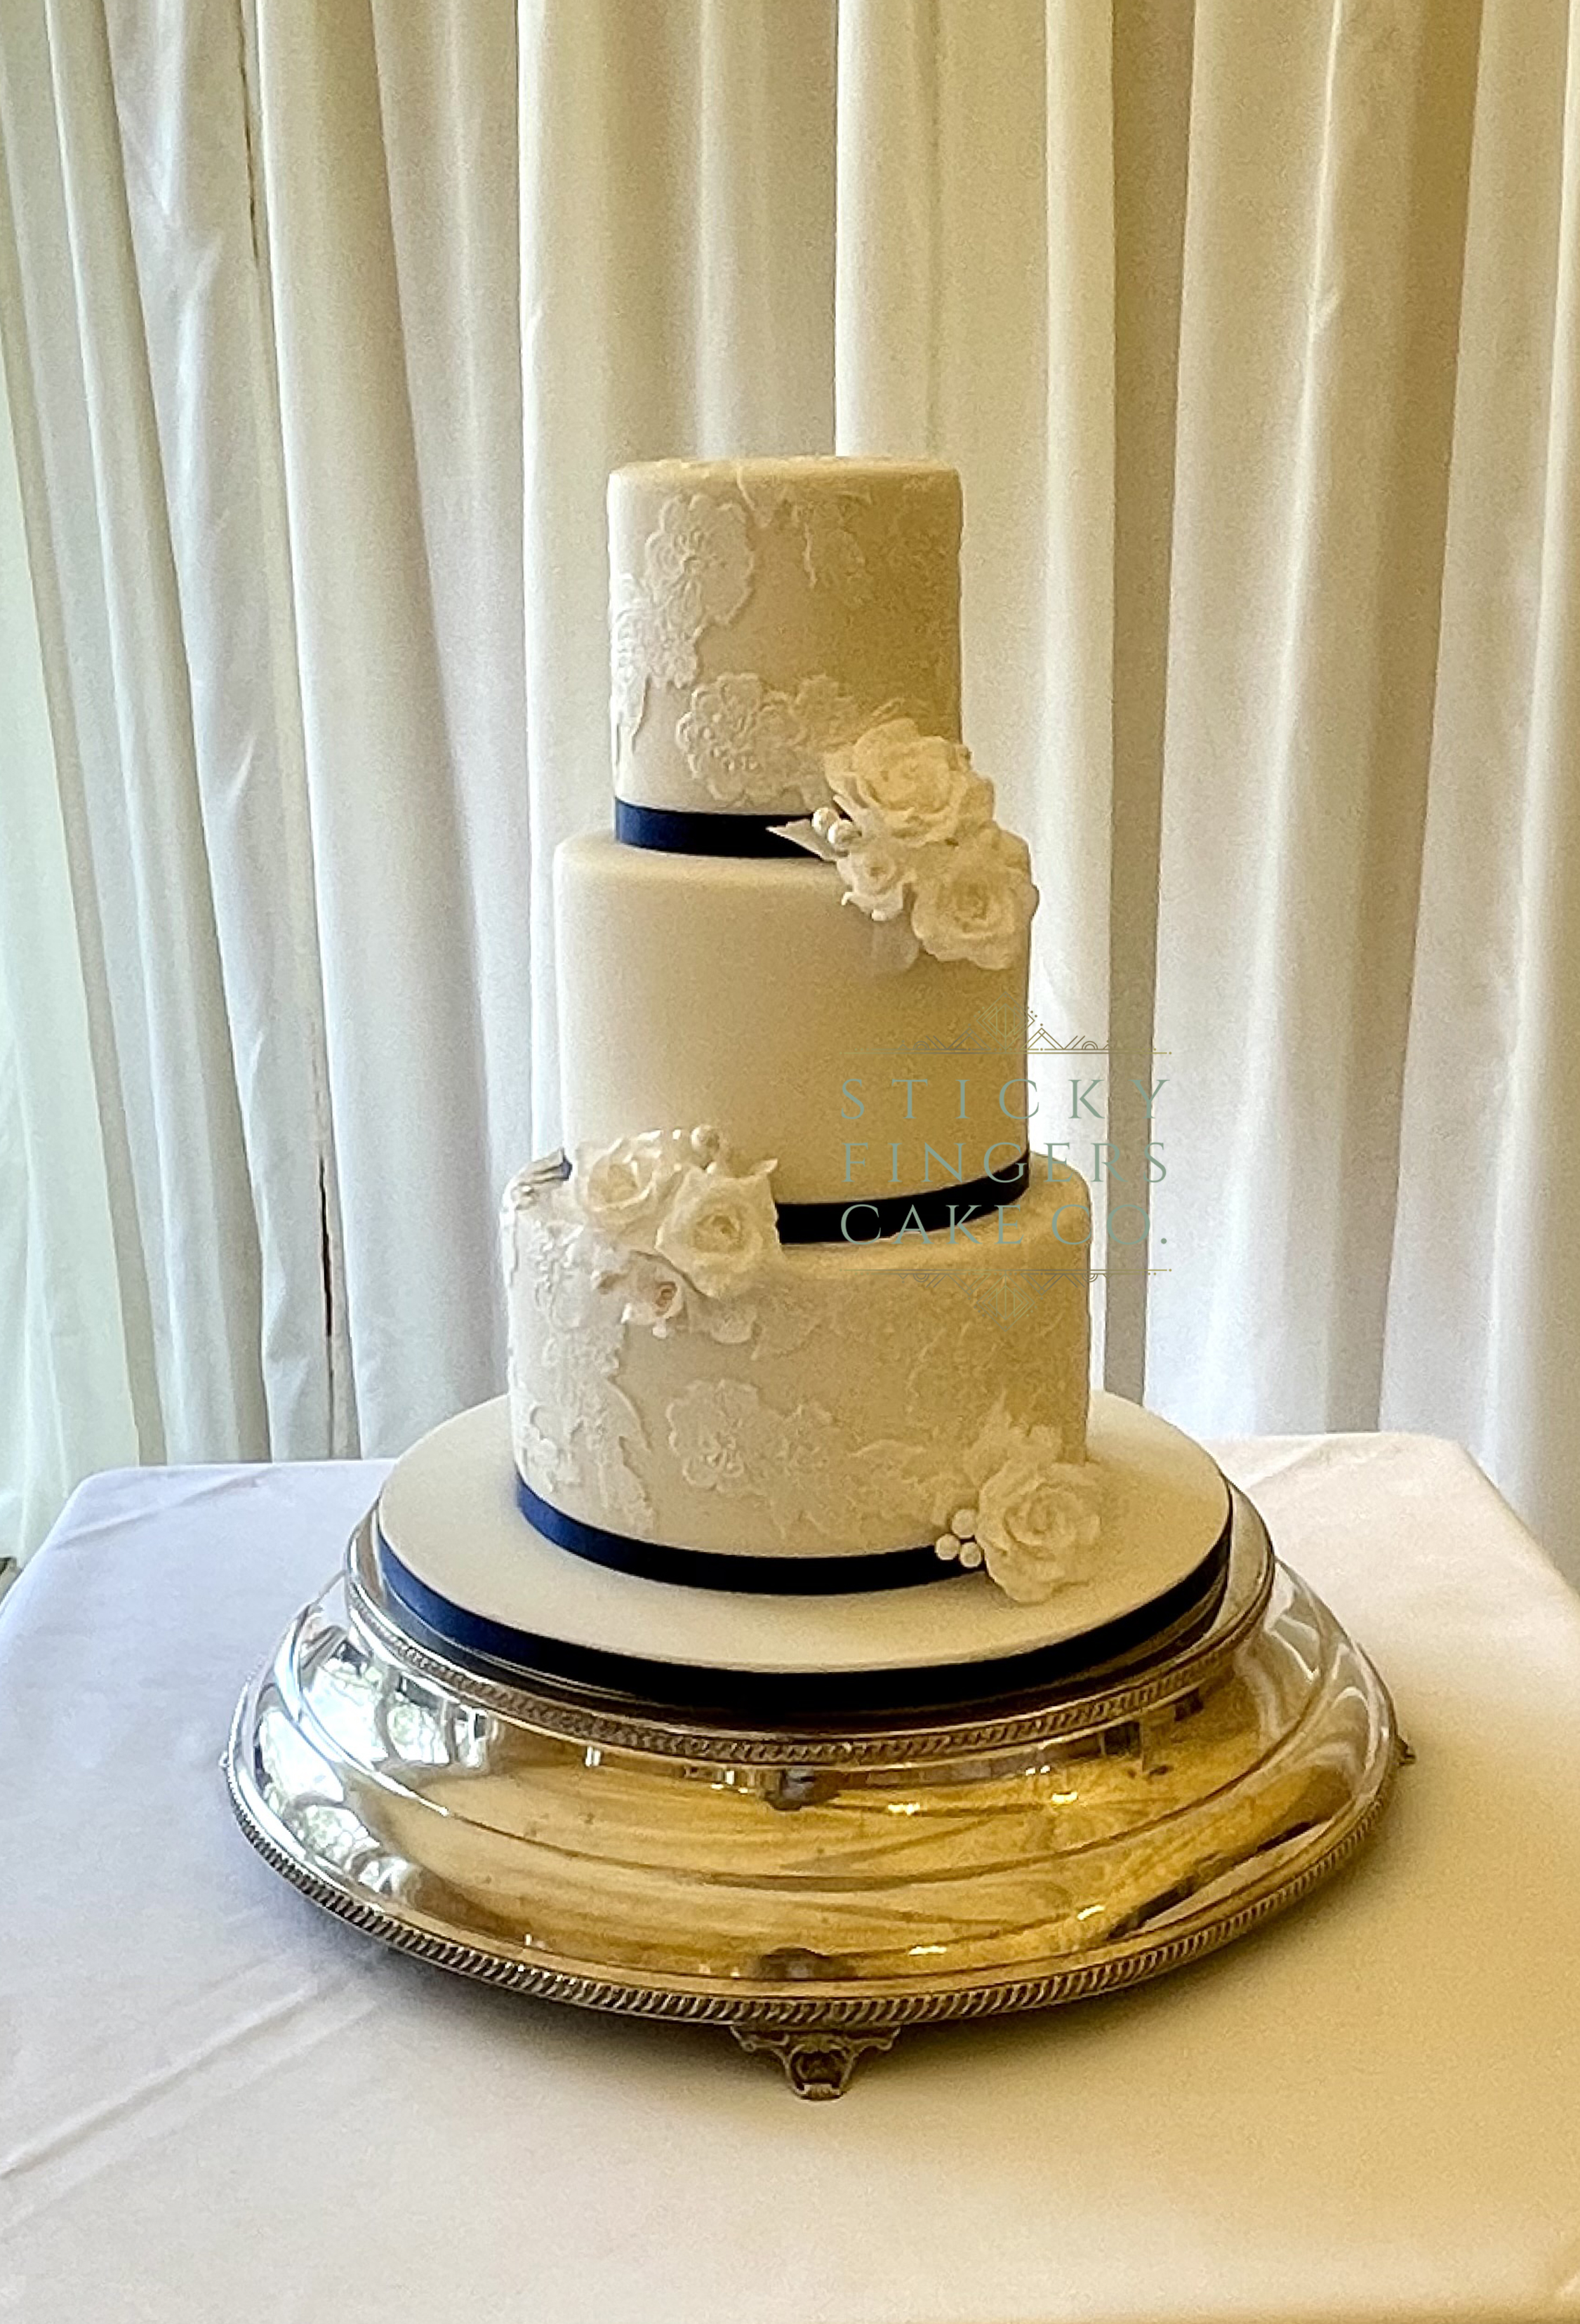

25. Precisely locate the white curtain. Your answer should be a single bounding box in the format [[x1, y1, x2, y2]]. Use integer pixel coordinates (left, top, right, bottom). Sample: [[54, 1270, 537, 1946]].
[[1, 0, 1578, 1579]]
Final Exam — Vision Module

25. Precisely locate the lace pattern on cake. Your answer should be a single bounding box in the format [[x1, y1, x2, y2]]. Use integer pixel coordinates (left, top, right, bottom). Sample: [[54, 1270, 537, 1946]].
[[887, 478, 956, 677], [613, 475, 959, 769], [505, 1189, 656, 1537], [612, 492, 755, 757], [675, 672, 869, 811], [664, 1379, 854, 1538], [660, 1372, 1100, 1591], [734, 471, 874, 605]]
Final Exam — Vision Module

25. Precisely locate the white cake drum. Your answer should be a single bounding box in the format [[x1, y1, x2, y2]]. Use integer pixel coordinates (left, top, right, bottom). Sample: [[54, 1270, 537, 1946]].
[[373, 1393, 1231, 1713]]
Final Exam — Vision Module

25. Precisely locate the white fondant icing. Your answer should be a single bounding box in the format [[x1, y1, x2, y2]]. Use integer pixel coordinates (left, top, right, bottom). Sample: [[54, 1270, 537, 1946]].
[[555, 833, 1030, 1208], [504, 1156, 1091, 1561], [376, 1393, 1230, 1679], [609, 459, 962, 814]]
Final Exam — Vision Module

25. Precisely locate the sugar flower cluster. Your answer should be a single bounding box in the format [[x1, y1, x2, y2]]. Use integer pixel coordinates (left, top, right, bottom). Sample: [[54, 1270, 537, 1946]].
[[566, 1126, 779, 1338], [776, 717, 1038, 974], [930, 1398, 1103, 1602]]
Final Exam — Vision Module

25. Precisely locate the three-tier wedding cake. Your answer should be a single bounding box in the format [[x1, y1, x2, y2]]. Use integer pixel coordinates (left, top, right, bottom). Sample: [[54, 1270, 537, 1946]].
[[373, 458, 1230, 1714]]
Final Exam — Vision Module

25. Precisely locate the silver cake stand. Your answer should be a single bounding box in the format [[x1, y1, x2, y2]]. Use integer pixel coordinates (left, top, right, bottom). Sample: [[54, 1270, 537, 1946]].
[[225, 1487, 1403, 2097]]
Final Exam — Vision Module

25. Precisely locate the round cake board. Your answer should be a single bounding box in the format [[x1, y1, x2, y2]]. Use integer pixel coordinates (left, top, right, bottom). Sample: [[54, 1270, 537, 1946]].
[[375, 1392, 1230, 1682]]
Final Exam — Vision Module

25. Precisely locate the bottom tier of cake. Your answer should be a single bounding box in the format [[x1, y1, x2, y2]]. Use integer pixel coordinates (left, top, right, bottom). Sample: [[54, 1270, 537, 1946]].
[[503, 1153, 1093, 1569]]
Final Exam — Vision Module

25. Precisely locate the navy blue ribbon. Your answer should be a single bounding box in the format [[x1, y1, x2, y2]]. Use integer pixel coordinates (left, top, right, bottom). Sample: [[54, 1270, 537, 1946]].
[[374, 1512, 1234, 1718], [616, 799, 809, 856], [780, 1152, 1028, 1242], [517, 1475, 948, 1593], [550, 1149, 1030, 1244]]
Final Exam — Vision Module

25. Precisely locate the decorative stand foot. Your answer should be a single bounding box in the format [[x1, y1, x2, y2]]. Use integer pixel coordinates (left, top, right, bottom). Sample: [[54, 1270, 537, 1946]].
[[731, 2026, 899, 2099]]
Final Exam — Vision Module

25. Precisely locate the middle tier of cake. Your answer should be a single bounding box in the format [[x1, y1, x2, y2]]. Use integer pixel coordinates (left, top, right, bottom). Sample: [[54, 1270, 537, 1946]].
[[504, 1155, 1091, 1567], [555, 834, 1031, 1210]]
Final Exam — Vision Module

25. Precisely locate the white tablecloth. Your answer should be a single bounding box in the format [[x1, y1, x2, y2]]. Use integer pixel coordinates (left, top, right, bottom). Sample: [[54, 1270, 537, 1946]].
[[2, 1433, 1579, 2324]]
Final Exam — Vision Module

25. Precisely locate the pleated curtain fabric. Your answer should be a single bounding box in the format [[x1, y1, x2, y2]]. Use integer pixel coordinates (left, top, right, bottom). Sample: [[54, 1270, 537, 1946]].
[[0, 0, 1577, 1577]]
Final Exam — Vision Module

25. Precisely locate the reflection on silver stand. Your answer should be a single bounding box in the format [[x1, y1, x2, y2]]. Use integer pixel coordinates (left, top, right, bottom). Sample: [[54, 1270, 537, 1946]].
[[226, 1487, 1402, 2097]]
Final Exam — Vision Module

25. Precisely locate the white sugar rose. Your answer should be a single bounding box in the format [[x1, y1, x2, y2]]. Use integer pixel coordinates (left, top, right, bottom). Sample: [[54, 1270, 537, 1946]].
[[909, 823, 1038, 971], [971, 1452, 1102, 1604], [827, 717, 995, 846], [771, 728, 1035, 976], [839, 832, 915, 923], [654, 1162, 779, 1299], [619, 1257, 689, 1335], [572, 1133, 679, 1244]]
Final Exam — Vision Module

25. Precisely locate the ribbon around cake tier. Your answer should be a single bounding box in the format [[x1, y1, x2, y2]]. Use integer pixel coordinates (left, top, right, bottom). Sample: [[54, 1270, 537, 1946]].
[[615, 800, 811, 857], [548, 1148, 1031, 1243], [517, 1476, 952, 1593], [777, 1151, 1029, 1241]]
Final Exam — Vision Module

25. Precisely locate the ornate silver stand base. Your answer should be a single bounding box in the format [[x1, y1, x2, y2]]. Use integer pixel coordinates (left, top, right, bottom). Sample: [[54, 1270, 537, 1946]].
[[225, 1489, 1402, 2097]]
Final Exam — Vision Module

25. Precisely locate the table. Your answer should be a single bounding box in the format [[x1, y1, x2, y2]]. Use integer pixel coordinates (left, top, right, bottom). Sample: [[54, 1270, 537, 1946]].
[[2, 1433, 1579, 2324]]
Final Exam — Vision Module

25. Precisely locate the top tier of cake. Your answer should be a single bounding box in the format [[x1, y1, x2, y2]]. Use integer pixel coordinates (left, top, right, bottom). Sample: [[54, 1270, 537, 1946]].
[[610, 458, 962, 815]]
